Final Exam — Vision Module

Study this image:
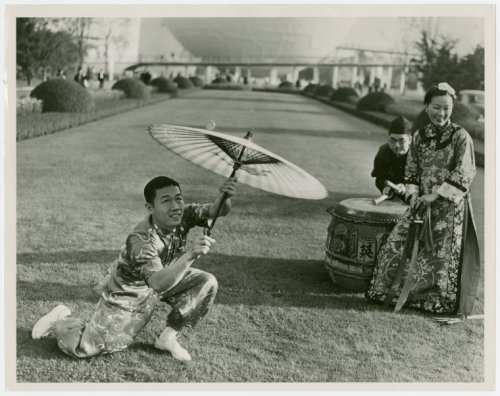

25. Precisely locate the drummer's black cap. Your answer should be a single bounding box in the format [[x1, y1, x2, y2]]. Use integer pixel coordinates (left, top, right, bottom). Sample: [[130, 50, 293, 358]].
[[388, 115, 412, 135]]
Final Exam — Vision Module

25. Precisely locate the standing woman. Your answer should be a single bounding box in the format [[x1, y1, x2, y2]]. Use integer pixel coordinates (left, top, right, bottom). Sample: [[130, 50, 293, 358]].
[[366, 82, 481, 323]]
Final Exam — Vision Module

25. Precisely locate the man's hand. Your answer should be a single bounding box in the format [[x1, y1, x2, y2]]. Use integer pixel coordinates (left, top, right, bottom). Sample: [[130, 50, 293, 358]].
[[219, 177, 237, 197], [188, 235, 216, 259], [394, 183, 406, 195], [382, 186, 394, 199]]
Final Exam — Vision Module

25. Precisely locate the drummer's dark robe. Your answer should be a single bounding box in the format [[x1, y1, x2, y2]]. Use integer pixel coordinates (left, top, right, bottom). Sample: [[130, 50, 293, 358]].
[[371, 143, 407, 199], [366, 121, 481, 316]]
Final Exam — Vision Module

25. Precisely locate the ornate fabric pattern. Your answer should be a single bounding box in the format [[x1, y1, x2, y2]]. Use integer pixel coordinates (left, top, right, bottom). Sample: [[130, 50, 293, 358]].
[[52, 203, 215, 358], [367, 122, 477, 314]]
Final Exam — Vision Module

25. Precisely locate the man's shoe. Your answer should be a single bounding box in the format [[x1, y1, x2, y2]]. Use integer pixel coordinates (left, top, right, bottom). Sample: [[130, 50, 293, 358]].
[[32, 304, 71, 339], [154, 327, 192, 361]]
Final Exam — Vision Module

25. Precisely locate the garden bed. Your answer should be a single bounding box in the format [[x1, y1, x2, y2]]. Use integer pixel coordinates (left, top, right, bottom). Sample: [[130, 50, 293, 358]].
[[16, 88, 199, 141]]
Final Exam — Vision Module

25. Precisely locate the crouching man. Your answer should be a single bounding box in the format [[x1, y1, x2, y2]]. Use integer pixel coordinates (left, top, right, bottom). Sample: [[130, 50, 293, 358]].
[[371, 115, 413, 201], [32, 176, 237, 362]]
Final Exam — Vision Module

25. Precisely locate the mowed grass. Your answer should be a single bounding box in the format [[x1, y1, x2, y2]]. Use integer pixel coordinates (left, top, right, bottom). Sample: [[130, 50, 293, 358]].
[[16, 90, 484, 383]]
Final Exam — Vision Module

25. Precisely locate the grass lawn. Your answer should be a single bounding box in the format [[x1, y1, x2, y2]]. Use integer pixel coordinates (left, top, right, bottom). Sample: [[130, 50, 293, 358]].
[[15, 90, 485, 384]]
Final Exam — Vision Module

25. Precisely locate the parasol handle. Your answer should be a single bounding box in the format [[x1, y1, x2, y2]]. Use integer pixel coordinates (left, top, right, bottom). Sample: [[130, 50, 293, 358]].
[[204, 130, 254, 236]]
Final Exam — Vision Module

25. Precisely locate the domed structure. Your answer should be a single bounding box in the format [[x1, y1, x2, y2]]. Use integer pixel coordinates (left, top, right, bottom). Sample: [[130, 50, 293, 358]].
[[138, 18, 358, 63]]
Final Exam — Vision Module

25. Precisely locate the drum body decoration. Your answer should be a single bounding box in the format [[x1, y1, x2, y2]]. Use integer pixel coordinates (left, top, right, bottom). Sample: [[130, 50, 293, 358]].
[[325, 198, 408, 292]]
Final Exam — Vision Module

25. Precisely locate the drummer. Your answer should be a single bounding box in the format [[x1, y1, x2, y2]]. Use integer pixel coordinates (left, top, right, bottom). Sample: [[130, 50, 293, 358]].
[[371, 115, 412, 201]]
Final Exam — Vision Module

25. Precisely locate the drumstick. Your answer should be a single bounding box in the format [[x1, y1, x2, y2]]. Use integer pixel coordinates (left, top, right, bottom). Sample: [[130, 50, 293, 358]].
[[373, 194, 389, 205], [386, 181, 399, 190]]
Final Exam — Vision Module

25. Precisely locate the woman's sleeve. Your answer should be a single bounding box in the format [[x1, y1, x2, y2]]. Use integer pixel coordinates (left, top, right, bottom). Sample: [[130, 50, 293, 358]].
[[404, 133, 420, 195], [436, 130, 476, 204]]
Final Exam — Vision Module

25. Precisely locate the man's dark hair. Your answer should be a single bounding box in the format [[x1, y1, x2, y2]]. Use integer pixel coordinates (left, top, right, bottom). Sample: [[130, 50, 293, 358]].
[[144, 176, 181, 205]]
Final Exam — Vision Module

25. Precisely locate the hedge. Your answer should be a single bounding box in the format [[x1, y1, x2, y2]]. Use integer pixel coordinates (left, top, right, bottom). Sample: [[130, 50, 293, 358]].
[[173, 76, 194, 89], [330, 87, 359, 103], [30, 79, 95, 113], [303, 83, 319, 95], [150, 77, 178, 96], [17, 93, 171, 141], [189, 76, 204, 87], [315, 85, 335, 97], [112, 78, 150, 100], [357, 92, 395, 112]]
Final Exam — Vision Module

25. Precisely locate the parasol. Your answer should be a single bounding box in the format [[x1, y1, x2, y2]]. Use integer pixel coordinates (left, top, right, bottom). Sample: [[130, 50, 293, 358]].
[[148, 123, 328, 234]]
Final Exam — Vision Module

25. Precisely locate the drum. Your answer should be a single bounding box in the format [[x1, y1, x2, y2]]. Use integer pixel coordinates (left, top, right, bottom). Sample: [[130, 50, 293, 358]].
[[325, 198, 408, 292]]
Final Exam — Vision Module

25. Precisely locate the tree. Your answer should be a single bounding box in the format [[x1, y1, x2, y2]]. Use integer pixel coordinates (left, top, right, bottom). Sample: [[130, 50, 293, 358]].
[[95, 18, 130, 74], [16, 18, 40, 85], [52, 18, 98, 69], [414, 31, 459, 91], [17, 18, 80, 85], [453, 46, 484, 91]]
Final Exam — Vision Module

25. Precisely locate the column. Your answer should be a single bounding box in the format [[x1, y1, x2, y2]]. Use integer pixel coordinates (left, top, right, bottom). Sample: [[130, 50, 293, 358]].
[[369, 67, 376, 86], [332, 66, 339, 89], [269, 67, 279, 85], [234, 66, 242, 82], [312, 67, 320, 83], [399, 66, 406, 95], [351, 66, 358, 87], [386, 66, 393, 90], [107, 59, 114, 82], [205, 66, 215, 83]]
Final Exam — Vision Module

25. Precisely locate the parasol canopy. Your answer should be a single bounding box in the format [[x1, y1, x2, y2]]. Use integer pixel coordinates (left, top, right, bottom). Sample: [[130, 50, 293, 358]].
[[148, 124, 328, 200]]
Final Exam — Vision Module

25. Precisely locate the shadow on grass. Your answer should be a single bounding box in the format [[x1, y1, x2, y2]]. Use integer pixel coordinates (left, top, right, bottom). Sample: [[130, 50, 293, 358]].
[[17, 249, 118, 265], [230, 190, 371, 220], [17, 328, 76, 361], [17, 280, 99, 303]]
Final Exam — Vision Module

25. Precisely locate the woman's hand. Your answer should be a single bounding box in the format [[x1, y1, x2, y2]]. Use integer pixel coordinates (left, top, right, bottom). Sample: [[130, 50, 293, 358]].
[[409, 192, 419, 207], [419, 193, 440, 204]]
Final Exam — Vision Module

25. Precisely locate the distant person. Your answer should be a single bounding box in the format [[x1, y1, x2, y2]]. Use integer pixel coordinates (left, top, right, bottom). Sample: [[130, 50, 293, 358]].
[[295, 78, 301, 89], [74, 68, 86, 87], [371, 115, 412, 201], [32, 176, 238, 361], [97, 69, 105, 89], [367, 82, 481, 324]]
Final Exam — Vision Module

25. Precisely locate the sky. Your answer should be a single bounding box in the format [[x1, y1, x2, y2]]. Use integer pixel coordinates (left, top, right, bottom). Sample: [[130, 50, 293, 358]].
[[111, 17, 484, 63]]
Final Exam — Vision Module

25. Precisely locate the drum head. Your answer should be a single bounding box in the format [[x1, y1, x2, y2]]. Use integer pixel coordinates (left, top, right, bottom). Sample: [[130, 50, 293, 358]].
[[329, 197, 408, 223]]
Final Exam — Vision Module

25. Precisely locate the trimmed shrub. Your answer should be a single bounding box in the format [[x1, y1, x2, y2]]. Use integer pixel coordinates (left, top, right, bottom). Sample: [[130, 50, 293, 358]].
[[449, 101, 482, 124], [357, 92, 395, 112], [139, 71, 152, 85], [189, 76, 204, 87], [112, 78, 150, 100], [173, 76, 194, 89], [211, 77, 226, 84], [279, 81, 294, 89], [150, 77, 178, 96], [203, 84, 247, 91], [315, 85, 334, 97], [17, 97, 43, 116], [330, 87, 359, 103], [30, 79, 94, 113], [89, 89, 125, 104], [303, 83, 319, 95]]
